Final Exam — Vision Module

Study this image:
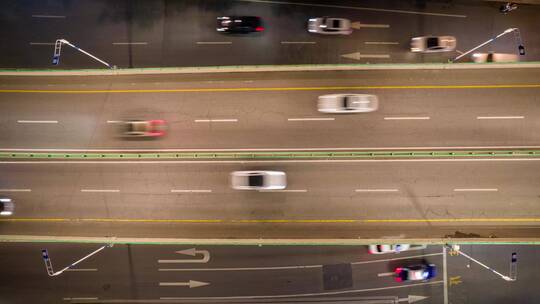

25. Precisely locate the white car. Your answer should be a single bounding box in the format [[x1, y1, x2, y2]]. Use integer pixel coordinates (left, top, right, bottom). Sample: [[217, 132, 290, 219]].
[[0, 198, 14, 216], [318, 94, 378, 113], [230, 171, 287, 190], [308, 17, 352, 35], [471, 52, 518, 63], [410, 36, 456, 53], [368, 244, 411, 254]]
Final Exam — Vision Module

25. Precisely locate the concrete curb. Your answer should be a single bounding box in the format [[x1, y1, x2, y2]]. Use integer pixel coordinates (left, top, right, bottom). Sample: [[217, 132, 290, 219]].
[[1, 62, 540, 76], [1, 235, 540, 245]]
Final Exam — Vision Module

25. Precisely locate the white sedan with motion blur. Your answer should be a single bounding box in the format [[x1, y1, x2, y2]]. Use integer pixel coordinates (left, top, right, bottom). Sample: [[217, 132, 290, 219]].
[[318, 94, 378, 113], [410, 36, 456, 53], [308, 17, 352, 35], [230, 171, 287, 190]]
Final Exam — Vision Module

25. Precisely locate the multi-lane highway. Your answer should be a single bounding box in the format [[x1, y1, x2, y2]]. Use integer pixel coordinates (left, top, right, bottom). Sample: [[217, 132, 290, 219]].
[[1, 67, 539, 239], [1, 0, 539, 68], [0, 243, 536, 304], [1, 68, 539, 149]]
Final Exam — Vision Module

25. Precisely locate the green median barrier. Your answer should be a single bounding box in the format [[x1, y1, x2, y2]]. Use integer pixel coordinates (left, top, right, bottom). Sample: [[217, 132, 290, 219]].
[[0, 149, 539, 160]]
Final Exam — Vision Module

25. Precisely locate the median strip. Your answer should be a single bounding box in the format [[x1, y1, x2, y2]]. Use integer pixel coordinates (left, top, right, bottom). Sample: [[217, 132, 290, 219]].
[[0, 149, 538, 161]]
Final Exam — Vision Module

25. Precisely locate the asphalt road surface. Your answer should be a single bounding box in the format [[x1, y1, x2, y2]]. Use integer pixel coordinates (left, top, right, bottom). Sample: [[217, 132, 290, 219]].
[[0, 68, 539, 150], [0, 243, 537, 304], [1, 0, 538, 68]]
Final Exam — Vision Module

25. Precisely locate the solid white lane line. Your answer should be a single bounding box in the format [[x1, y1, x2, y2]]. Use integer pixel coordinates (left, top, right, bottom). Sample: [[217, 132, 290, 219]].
[[377, 272, 395, 277], [0, 189, 32, 192], [112, 42, 147, 45], [65, 268, 98, 272], [351, 253, 443, 265], [384, 116, 430, 120], [17, 120, 58, 124], [355, 189, 399, 192], [476, 116, 524, 120], [194, 119, 238, 123], [196, 41, 232, 45], [160, 281, 443, 300], [160, 265, 320, 272], [171, 189, 212, 193], [106, 120, 123, 123], [365, 41, 399, 45], [288, 118, 335, 121], [29, 42, 56, 46], [80, 189, 120, 193], [4, 145, 538, 152], [454, 188, 498, 192], [235, 0, 466, 18], [259, 189, 308, 193], [32, 14, 66, 18], [281, 41, 316, 44], [3, 158, 540, 165]]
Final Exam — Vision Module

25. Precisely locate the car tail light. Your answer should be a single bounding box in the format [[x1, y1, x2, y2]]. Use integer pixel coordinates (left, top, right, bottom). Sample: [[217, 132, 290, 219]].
[[255, 26, 264, 32]]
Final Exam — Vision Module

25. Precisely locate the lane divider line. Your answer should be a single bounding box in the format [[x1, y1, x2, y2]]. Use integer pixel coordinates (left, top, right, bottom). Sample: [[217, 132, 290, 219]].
[[80, 189, 120, 193], [196, 42, 232, 45], [281, 41, 316, 44], [194, 119, 238, 123], [32, 15, 66, 18], [259, 189, 308, 193], [171, 189, 212, 193], [365, 41, 399, 45], [0, 189, 32, 192], [355, 189, 399, 192], [112, 42, 148, 45], [453, 188, 498, 192], [288, 118, 335, 121], [17, 120, 58, 124], [3, 84, 540, 94], [476, 116, 524, 120], [384, 116, 430, 120]]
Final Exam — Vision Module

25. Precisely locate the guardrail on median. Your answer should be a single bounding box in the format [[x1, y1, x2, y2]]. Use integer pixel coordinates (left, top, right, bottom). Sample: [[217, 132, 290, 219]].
[[1, 149, 539, 160]]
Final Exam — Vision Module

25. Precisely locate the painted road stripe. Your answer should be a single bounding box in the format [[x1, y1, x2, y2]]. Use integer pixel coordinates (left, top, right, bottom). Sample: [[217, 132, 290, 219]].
[[0, 189, 31, 192], [17, 120, 58, 124], [355, 189, 399, 192], [2, 218, 539, 224], [384, 116, 430, 120], [281, 41, 316, 44], [237, 0, 466, 18], [159, 252, 442, 272], [2, 158, 540, 165], [171, 189, 212, 193], [365, 41, 399, 45], [62, 298, 98, 301], [106, 120, 123, 123], [355, 24, 390, 28], [112, 42, 148, 45], [32, 14, 66, 18], [2, 84, 540, 94], [288, 117, 335, 121], [259, 189, 307, 193], [1, 145, 538, 152], [454, 188, 498, 192], [29, 42, 56, 46], [377, 272, 395, 277], [65, 268, 98, 272], [80, 189, 120, 193], [196, 42, 232, 45], [160, 280, 443, 300], [194, 119, 238, 123], [476, 116, 524, 120]]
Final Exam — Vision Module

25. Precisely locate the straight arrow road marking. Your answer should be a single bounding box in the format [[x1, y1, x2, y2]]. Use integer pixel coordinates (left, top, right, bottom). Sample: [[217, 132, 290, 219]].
[[159, 280, 210, 288]]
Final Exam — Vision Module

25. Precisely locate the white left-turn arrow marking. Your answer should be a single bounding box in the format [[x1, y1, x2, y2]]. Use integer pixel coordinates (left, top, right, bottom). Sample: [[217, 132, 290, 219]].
[[158, 248, 210, 263]]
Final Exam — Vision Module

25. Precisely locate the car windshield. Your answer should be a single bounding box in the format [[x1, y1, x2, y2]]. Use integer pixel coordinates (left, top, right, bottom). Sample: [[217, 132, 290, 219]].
[[331, 20, 341, 28], [248, 175, 264, 187], [343, 96, 357, 108], [426, 37, 439, 48]]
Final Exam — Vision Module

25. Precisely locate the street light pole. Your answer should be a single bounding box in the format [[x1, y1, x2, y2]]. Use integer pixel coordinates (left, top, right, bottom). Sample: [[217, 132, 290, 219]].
[[452, 28, 521, 62], [446, 244, 516, 281], [42, 243, 113, 277], [52, 39, 115, 69]]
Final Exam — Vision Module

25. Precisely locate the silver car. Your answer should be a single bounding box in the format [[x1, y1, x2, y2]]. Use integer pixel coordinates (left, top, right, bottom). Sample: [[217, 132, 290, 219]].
[[410, 36, 456, 53], [230, 171, 287, 190], [318, 94, 378, 113], [308, 17, 352, 35], [471, 52, 518, 63], [0, 197, 14, 216]]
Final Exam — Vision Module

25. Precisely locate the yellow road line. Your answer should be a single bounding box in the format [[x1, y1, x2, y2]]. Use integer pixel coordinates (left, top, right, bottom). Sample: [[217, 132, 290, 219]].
[[1, 84, 540, 94], [1, 218, 539, 223]]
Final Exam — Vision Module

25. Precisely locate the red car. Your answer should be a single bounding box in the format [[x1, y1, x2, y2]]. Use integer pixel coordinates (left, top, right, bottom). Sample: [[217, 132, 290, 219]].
[[122, 120, 167, 138]]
